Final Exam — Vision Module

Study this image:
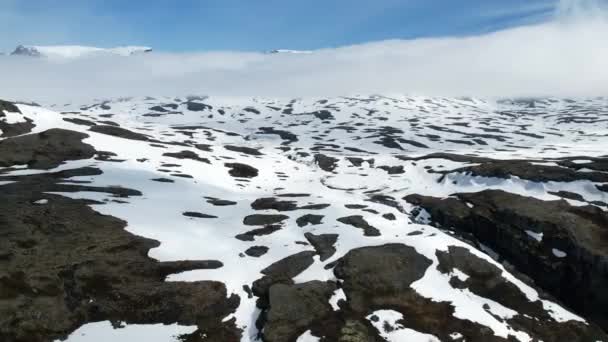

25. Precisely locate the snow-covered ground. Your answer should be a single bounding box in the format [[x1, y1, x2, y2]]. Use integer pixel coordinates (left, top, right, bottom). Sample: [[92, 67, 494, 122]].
[[2, 95, 607, 341]]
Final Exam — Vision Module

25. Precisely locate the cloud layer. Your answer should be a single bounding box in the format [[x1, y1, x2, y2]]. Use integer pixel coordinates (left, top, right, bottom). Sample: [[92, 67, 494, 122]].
[[1, 1, 607, 103]]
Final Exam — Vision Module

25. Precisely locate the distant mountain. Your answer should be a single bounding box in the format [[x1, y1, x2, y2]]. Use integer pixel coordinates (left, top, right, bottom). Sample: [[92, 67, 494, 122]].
[[266, 49, 313, 54], [10, 45, 152, 58]]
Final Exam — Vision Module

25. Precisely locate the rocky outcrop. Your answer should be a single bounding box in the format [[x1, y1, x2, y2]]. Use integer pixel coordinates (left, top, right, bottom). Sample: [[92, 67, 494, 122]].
[[225, 162, 259, 178], [337, 215, 380, 236], [10, 45, 42, 57], [163, 150, 211, 164], [89, 125, 151, 141], [448, 159, 608, 183], [314, 153, 339, 172], [251, 251, 317, 323], [0, 170, 240, 342], [0, 129, 96, 169], [397, 153, 608, 184], [263, 281, 336, 342], [333, 244, 605, 341], [304, 233, 338, 261], [0, 100, 35, 137], [254, 243, 608, 341], [405, 189, 608, 329]]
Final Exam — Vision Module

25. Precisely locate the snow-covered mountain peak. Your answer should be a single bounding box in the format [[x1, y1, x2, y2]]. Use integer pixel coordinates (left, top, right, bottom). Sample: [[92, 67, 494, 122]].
[[10, 45, 152, 58], [266, 49, 313, 54]]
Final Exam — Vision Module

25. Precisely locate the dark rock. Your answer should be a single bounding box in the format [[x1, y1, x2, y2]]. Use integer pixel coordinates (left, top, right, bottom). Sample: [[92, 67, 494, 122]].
[[224, 145, 263, 156], [251, 197, 328, 212], [151, 178, 174, 183], [195, 144, 213, 152], [163, 150, 210, 164], [377, 165, 405, 174], [0, 175, 239, 342], [382, 213, 396, 221], [156, 260, 224, 277], [235, 225, 282, 241], [94, 151, 124, 162], [252, 251, 317, 302], [243, 107, 260, 114], [367, 194, 402, 211], [395, 153, 492, 164], [304, 233, 338, 261], [346, 157, 374, 167], [0, 129, 96, 169], [89, 125, 150, 141], [314, 154, 339, 172], [206, 198, 238, 206], [296, 214, 324, 227], [245, 246, 269, 257], [332, 243, 605, 341], [558, 157, 608, 172], [225, 163, 259, 178], [337, 215, 381, 236], [311, 110, 334, 120], [186, 102, 213, 112], [298, 203, 330, 210], [549, 190, 585, 201], [149, 105, 169, 112], [171, 173, 193, 178], [243, 214, 288, 226], [263, 281, 336, 342], [405, 189, 608, 329], [258, 127, 298, 144], [0, 100, 35, 137], [251, 197, 298, 211], [450, 160, 608, 183], [261, 251, 316, 278], [0, 99, 20, 113], [436, 246, 547, 318], [334, 244, 432, 312], [183, 211, 218, 219]]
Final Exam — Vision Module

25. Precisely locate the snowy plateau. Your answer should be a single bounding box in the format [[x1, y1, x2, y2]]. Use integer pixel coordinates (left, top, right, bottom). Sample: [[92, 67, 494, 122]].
[[1, 94, 607, 342]]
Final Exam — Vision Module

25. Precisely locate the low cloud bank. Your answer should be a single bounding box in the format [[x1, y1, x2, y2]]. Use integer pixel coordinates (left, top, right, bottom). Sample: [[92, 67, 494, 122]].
[[1, 2, 607, 103]]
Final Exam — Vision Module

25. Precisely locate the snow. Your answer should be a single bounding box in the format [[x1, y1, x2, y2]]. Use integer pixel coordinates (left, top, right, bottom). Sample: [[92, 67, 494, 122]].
[[1, 110, 27, 124], [296, 330, 321, 342], [526, 230, 544, 242], [329, 288, 346, 311], [54, 322, 196, 342], [450, 332, 464, 340], [451, 268, 470, 282], [367, 310, 441, 342], [553, 248, 568, 258]]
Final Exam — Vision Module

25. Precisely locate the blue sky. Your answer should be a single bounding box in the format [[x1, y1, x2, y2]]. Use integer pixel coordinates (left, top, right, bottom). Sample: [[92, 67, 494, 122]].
[[1, 0, 559, 52]]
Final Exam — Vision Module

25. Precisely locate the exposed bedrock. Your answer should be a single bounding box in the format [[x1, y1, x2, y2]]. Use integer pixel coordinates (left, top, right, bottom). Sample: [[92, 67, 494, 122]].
[[398, 153, 608, 183], [0, 128, 96, 169], [449, 160, 608, 183], [0, 171, 240, 342], [0, 100, 35, 137], [405, 189, 608, 330], [255, 244, 606, 341]]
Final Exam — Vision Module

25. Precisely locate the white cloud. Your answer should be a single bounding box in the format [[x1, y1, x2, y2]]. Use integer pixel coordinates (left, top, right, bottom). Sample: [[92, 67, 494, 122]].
[[1, 0, 607, 103]]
